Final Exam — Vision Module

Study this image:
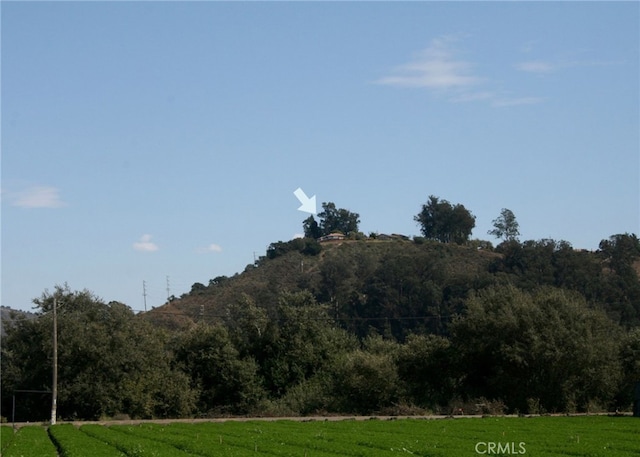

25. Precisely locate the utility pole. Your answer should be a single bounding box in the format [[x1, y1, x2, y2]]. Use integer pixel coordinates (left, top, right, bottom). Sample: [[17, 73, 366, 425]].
[[142, 280, 147, 312], [166, 276, 170, 302], [51, 297, 58, 425]]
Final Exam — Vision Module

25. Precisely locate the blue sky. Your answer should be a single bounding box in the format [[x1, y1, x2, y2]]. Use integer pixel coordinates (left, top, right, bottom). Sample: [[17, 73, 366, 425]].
[[2, 2, 638, 312]]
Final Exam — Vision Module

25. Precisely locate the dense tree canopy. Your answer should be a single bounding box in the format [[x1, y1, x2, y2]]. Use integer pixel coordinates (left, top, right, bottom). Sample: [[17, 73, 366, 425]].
[[451, 286, 621, 413], [172, 323, 263, 415], [2, 285, 195, 421], [599, 233, 640, 277], [492, 237, 640, 326], [266, 237, 321, 260]]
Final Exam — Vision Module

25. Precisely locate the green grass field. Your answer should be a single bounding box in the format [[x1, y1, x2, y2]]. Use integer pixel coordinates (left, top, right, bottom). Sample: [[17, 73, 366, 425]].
[[1, 416, 638, 457]]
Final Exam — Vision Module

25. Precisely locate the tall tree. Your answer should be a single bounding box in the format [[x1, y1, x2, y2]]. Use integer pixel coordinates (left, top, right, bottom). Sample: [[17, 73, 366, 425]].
[[488, 208, 520, 242], [302, 215, 322, 239], [414, 196, 475, 244]]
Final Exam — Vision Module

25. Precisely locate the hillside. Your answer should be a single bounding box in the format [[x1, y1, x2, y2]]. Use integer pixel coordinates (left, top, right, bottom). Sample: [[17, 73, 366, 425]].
[[141, 236, 640, 335], [142, 239, 499, 332], [5, 235, 640, 420], [0, 306, 35, 337]]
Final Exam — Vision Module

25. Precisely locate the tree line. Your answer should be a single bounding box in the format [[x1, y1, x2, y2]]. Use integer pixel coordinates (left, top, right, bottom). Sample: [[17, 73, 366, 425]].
[[303, 196, 517, 246], [2, 279, 638, 421], [2, 196, 639, 421]]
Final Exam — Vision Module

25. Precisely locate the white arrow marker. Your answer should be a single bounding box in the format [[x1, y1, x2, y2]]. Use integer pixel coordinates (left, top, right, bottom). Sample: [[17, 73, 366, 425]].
[[293, 187, 317, 215]]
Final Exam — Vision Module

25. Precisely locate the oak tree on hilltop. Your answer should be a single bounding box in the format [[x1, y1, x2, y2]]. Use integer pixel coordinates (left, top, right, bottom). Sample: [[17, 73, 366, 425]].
[[414, 195, 475, 244]]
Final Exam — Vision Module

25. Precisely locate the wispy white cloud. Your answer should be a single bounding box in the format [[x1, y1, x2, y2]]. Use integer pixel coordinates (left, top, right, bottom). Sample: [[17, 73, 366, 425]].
[[453, 90, 544, 108], [376, 36, 481, 90], [377, 36, 541, 109], [379, 38, 623, 108], [205, 243, 222, 253], [133, 234, 159, 252], [515, 60, 555, 74], [516, 59, 623, 75], [492, 96, 545, 107], [8, 186, 67, 208], [450, 91, 496, 103], [198, 243, 222, 254]]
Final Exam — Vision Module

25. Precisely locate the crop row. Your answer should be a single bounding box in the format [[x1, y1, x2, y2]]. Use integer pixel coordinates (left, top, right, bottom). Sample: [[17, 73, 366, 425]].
[[1, 426, 57, 457], [80, 424, 195, 456], [1, 426, 16, 453], [49, 424, 126, 457]]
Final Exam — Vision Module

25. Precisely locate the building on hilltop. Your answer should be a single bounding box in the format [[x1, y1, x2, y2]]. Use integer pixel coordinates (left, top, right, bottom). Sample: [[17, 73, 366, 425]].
[[318, 232, 346, 242]]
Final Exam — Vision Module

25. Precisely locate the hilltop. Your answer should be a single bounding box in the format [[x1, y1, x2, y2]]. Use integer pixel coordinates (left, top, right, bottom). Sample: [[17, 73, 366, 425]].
[[139, 200, 637, 336]]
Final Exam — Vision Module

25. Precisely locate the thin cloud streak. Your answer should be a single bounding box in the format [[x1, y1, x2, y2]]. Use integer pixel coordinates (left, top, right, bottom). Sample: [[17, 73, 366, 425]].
[[516, 59, 624, 74], [9, 186, 67, 208], [516, 60, 555, 74], [450, 91, 496, 103], [492, 96, 545, 107]]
